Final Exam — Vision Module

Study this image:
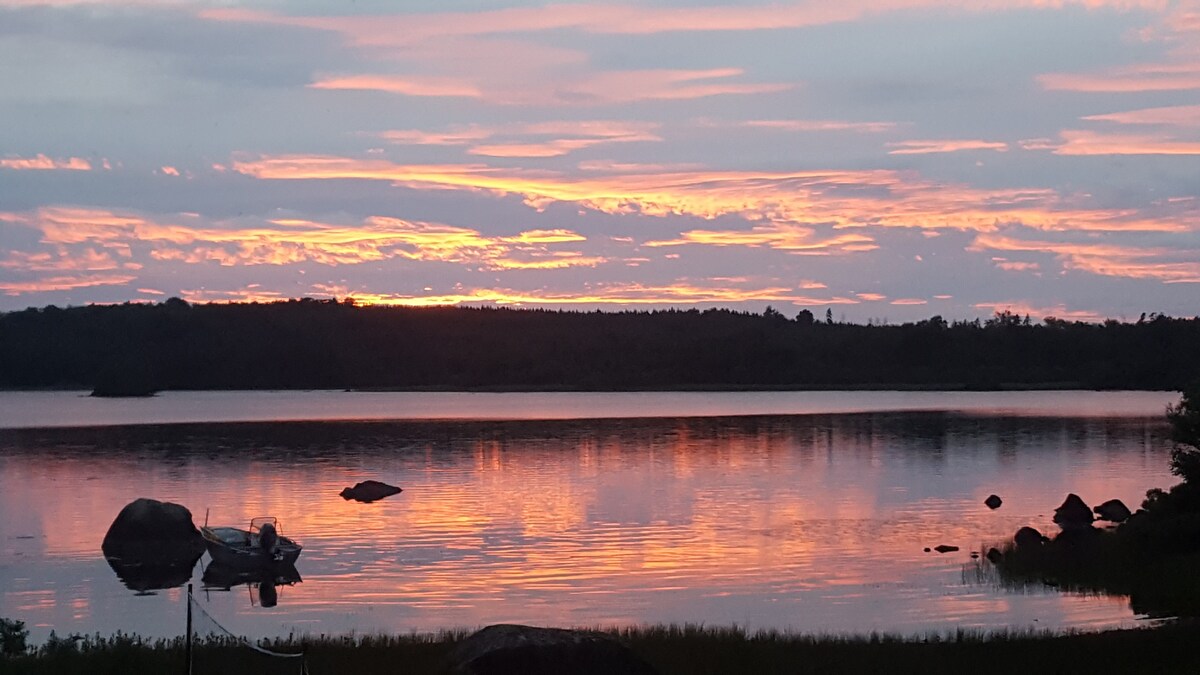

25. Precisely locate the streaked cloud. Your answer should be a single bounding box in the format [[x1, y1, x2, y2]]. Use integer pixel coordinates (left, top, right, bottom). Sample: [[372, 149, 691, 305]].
[[971, 233, 1200, 283], [886, 140, 1009, 155], [0, 274, 137, 295], [0, 154, 92, 171]]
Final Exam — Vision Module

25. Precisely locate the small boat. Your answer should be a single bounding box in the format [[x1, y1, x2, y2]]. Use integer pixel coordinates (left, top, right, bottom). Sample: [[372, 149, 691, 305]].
[[200, 517, 302, 568]]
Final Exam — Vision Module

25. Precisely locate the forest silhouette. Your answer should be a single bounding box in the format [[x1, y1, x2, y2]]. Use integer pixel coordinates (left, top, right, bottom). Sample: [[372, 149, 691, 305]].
[[1, 298, 1197, 391]]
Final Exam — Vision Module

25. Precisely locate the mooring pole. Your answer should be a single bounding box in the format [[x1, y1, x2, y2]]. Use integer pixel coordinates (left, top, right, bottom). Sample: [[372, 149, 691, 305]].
[[185, 583, 193, 675]]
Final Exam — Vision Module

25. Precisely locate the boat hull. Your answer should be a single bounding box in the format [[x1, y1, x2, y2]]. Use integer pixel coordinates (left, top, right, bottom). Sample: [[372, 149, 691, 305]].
[[201, 526, 302, 568]]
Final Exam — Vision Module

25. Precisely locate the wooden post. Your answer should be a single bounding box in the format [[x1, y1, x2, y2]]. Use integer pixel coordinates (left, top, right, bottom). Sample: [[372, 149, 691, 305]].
[[185, 583, 193, 675]]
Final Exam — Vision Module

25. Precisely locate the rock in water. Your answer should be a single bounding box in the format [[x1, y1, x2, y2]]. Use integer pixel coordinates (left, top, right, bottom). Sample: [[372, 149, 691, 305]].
[[986, 547, 1004, 563], [984, 494, 1003, 510], [1053, 493, 1094, 529], [102, 498, 202, 548], [1014, 526, 1047, 548], [1093, 499, 1132, 523], [451, 624, 658, 675], [933, 544, 959, 553], [339, 480, 403, 503], [101, 498, 205, 593]]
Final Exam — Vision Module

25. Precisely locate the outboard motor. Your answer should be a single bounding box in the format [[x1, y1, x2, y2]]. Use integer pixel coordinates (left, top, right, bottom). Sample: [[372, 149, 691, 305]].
[[259, 522, 279, 559]]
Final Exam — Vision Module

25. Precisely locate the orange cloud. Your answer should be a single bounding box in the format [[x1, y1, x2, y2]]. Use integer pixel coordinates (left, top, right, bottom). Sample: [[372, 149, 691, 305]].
[[0, 248, 119, 272], [856, 292, 887, 301], [645, 224, 878, 256], [1083, 104, 1200, 126], [2, 207, 601, 271], [179, 285, 286, 304], [0, 274, 136, 295], [0, 154, 91, 171], [312, 68, 790, 105], [1047, 130, 1200, 155], [201, 2, 1168, 44], [890, 298, 928, 305], [310, 280, 863, 308], [972, 233, 1200, 283], [886, 139, 1009, 154], [973, 301, 1105, 322], [230, 155, 1195, 236], [310, 75, 483, 98], [384, 120, 661, 157]]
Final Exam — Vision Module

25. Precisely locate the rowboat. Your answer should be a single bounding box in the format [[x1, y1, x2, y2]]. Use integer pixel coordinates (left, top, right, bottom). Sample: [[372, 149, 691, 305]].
[[200, 517, 302, 568]]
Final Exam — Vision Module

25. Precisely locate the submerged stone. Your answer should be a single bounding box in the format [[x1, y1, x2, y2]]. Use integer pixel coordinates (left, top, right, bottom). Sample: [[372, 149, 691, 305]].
[[985, 494, 1003, 510], [933, 544, 959, 553], [339, 480, 403, 503]]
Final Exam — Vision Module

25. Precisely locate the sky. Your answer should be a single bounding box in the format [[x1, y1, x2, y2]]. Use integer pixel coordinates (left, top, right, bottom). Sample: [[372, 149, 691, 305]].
[[1, 0, 1198, 321]]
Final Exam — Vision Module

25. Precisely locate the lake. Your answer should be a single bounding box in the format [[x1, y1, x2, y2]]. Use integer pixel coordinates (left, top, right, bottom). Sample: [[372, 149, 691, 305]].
[[0, 390, 1180, 643]]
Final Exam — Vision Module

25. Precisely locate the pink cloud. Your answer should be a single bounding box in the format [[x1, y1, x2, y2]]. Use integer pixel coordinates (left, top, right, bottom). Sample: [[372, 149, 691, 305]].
[[886, 139, 1009, 154], [0, 154, 92, 171]]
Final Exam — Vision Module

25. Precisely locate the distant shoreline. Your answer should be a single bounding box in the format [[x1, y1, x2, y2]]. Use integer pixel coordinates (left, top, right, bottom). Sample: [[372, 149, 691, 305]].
[[0, 382, 1175, 393]]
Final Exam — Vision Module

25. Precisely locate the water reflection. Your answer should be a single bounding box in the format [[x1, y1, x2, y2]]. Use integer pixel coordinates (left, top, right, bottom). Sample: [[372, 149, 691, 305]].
[[103, 545, 203, 596], [0, 411, 1176, 642], [202, 563, 302, 609]]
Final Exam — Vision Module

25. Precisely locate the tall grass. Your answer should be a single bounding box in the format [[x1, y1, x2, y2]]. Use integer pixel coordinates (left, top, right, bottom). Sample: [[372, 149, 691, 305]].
[[3, 623, 1199, 674]]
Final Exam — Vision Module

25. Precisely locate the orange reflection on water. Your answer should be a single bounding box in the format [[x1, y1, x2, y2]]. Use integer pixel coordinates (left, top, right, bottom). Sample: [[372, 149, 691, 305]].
[[0, 412, 1176, 641]]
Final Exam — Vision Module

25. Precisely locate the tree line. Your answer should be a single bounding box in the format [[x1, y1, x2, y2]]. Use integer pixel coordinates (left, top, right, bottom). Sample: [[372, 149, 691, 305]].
[[0, 298, 1197, 391]]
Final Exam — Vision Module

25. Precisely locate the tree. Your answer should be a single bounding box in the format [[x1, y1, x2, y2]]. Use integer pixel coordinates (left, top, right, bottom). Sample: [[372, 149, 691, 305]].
[[1168, 383, 1200, 483], [825, 308, 833, 325], [795, 309, 814, 327], [0, 617, 28, 657]]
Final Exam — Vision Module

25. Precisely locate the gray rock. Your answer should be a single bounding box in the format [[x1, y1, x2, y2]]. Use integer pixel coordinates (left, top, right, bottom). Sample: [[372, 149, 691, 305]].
[[933, 544, 959, 553], [984, 494, 1003, 510], [339, 480, 403, 503], [1053, 493, 1094, 529], [451, 624, 658, 675], [1014, 526, 1047, 548], [1093, 499, 1132, 523]]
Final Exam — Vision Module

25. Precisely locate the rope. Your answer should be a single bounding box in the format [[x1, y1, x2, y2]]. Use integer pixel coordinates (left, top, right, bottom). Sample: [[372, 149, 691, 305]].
[[188, 596, 305, 660]]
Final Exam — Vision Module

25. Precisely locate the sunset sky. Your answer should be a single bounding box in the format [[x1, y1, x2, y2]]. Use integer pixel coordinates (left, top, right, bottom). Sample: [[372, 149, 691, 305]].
[[2, 0, 1198, 321]]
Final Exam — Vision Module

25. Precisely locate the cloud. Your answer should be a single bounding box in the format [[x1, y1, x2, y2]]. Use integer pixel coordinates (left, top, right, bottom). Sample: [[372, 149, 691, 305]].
[[0, 154, 91, 171], [886, 139, 1009, 154], [973, 301, 1105, 322], [309, 280, 863, 308], [230, 155, 1196, 237], [1038, 64, 1200, 92], [731, 119, 897, 133], [1082, 104, 1200, 127], [310, 75, 483, 98], [383, 120, 662, 158], [971, 233, 1200, 283], [1044, 130, 1200, 155], [889, 298, 928, 305], [2, 207, 605, 271], [311, 68, 791, 105], [0, 273, 137, 295]]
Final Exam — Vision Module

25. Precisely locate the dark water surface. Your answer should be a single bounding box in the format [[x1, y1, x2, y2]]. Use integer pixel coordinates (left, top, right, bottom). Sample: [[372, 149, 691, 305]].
[[0, 391, 1179, 642]]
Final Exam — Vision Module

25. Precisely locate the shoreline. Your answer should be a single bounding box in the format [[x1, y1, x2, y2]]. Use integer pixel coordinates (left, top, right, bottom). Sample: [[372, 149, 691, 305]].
[[4, 622, 1197, 674]]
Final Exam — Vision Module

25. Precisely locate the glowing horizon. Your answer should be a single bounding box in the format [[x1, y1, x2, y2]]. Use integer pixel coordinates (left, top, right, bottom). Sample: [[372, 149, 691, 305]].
[[1, 0, 1198, 321]]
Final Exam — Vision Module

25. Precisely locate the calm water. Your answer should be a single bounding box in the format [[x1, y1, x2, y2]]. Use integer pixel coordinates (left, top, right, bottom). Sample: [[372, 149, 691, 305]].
[[0, 391, 1180, 643]]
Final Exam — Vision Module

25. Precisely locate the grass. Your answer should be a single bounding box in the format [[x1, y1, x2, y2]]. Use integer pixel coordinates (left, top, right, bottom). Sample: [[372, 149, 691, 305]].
[[4, 623, 1200, 674]]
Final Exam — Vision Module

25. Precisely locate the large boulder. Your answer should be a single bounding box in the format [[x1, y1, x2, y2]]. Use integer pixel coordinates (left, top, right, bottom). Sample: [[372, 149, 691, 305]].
[[1093, 499, 1133, 523], [450, 624, 658, 675], [984, 494, 1003, 510], [101, 498, 205, 593], [340, 480, 403, 503], [1052, 493, 1094, 530], [1014, 526, 1047, 548], [102, 498, 202, 547]]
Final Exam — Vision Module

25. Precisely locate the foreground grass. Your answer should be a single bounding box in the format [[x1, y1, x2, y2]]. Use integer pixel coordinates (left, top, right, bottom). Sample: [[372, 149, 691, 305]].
[[4, 623, 1200, 674]]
